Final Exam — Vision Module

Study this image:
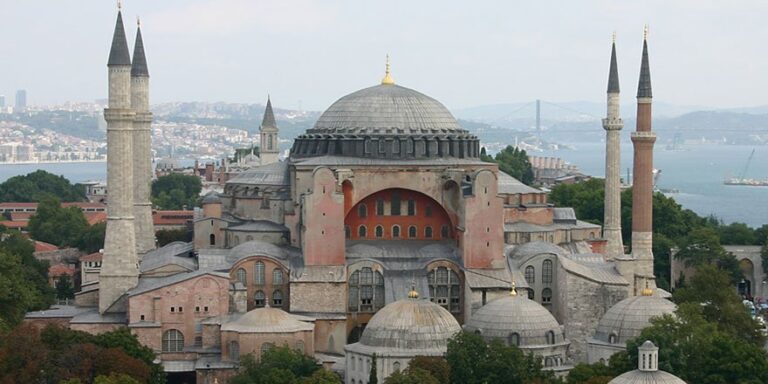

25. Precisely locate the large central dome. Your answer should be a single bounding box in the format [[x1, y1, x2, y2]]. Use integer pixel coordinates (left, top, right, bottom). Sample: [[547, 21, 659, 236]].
[[291, 83, 480, 160]]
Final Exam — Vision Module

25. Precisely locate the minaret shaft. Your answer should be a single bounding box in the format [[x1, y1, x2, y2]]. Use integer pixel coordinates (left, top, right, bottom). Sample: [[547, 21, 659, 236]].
[[602, 41, 624, 259]]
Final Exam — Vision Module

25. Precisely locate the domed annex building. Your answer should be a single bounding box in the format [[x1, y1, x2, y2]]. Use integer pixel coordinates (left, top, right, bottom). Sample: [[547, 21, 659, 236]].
[[608, 341, 685, 384], [25, 9, 679, 384]]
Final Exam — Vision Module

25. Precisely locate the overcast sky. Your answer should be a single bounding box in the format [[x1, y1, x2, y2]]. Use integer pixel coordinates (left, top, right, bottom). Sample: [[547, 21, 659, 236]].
[[0, 0, 765, 111]]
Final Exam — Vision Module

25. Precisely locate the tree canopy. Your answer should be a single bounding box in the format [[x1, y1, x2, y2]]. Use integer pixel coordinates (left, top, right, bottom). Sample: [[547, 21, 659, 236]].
[[0, 170, 86, 202], [0, 230, 53, 331], [230, 346, 339, 384], [481, 146, 535, 185], [151, 173, 202, 210]]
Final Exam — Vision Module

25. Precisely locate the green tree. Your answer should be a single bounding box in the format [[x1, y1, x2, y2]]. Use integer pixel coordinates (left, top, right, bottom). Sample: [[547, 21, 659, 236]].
[[55, 275, 75, 300], [717, 222, 756, 245], [156, 228, 192, 247], [481, 146, 535, 185], [549, 178, 605, 224], [385, 367, 439, 384], [762, 244, 768, 276], [675, 227, 742, 283], [151, 173, 202, 210], [75, 221, 106, 253], [673, 264, 764, 345], [0, 170, 87, 202], [27, 197, 89, 248], [0, 230, 53, 315], [0, 252, 47, 331], [300, 369, 341, 384], [369, 353, 378, 384], [754, 224, 768, 245], [565, 362, 614, 384], [406, 356, 450, 384], [231, 346, 321, 384]]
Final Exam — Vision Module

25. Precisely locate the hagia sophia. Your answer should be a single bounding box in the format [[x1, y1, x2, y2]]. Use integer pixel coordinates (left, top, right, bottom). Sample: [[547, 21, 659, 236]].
[[25, 9, 683, 384]]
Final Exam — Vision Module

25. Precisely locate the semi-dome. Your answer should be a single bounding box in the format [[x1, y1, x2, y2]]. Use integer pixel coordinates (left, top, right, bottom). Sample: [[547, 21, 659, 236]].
[[464, 292, 566, 347], [594, 294, 676, 345], [291, 82, 480, 160], [358, 296, 461, 351], [221, 307, 313, 333]]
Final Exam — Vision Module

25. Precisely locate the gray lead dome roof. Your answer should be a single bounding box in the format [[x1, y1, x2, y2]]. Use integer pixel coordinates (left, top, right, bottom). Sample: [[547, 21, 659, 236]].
[[608, 370, 686, 384], [291, 84, 480, 160], [594, 295, 676, 345]]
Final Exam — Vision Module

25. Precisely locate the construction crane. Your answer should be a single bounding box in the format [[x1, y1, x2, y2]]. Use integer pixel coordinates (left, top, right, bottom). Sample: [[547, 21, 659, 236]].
[[739, 149, 756, 180]]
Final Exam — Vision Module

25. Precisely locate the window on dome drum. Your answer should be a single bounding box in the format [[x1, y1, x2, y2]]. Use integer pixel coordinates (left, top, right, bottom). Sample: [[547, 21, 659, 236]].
[[358, 204, 367, 218], [425, 226, 433, 238], [425, 205, 433, 217], [525, 266, 535, 284], [509, 332, 520, 347], [609, 333, 618, 344], [254, 261, 265, 285], [391, 191, 401, 215], [261, 342, 274, 356], [162, 329, 184, 353], [542, 288, 552, 304], [348, 267, 385, 312], [272, 269, 283, 285], [246, 235, 253, 242], [229, 341, 240, 361], [542, 259, 553, 285], [234, 236, 240, 245], [441, 225, 449, 239], [345, 226, 351, 239], [408, 226, 417, 238], [407, 199, 416, 216], [528, 289, 534, 300], [392, 225, 400, 238], [236, 268, 247, 285], [358, 225, 367, 238], [268, 135, 273, 150], [375, 225, 384, 238], [209, 234, 215, 245], [376, 199, 385, 216], [393, 361, 401, 372], [272, 290, 283, 307], [546, 330, 555, 345], [254, 290, 266, 308], [428, 267, 461, 313]]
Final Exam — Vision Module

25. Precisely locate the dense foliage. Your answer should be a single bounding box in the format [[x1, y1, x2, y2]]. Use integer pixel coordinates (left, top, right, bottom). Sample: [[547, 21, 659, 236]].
[[156, 228, 193, 247], [0, 170, 87, 202], [27, 197, 105, 252], [481, 146, 535, 185], [0, 325, 164, 384], [230, 346, 340, 384], [0, 230, 53, 331], [151, 173, 202, 210]]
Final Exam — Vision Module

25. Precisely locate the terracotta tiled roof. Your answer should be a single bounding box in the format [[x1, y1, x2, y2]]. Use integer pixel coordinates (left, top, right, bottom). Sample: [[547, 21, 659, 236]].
[[34, 241, 59, 252], [80, 251, 103, 262], [153, 210, 194, 226], [0, 221, 28, 229], [9, 212, 33, 221], [49, 264, 76, 277], [85, 212, 107, 225]]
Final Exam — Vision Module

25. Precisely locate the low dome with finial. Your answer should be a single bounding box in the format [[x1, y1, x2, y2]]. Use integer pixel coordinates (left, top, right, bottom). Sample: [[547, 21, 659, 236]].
[[608, 341, 685, 384], [594, 292, 676, 346]]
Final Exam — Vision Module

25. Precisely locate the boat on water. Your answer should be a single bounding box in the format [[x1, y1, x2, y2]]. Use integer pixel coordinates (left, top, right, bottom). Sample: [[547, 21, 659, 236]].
[[724, 149, 767, 186]]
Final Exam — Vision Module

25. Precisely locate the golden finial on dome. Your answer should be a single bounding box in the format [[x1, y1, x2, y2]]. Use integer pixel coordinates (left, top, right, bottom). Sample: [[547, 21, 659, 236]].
[[510, 279, 518, 297], [381, 54, 395, 85], [641, 281, 653, 296], [117, 0, 122, 10], [407, 284, 419, 299]]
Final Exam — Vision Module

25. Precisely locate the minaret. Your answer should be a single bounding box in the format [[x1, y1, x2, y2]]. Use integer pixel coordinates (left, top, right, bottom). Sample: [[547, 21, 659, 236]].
[[630, 27, 656, 293], [131, 18, 155, 254], [259, 96, 279, 165], [602, 34, 624, 259], [100, 7, 139, 314]]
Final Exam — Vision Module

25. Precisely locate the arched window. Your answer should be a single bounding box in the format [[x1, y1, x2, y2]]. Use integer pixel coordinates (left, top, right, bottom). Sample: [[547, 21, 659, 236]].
[[542, 288, 552, 304], [608, 332, 618, 344], [392, 225, 400, 238], [246, 235, 253, 242], [509, 332, 520, 347], [441, 225, 449, 239], [261, 342, 274, 356], [235, 268, 247, 285], [295, 340, 305, 353], [542, 259, 553, 285], [425, 205, 432, 217], [272, 290, 283, 307], [348, 267, 385, 312], [393, 361, 401, 372], [391, 191, 401, 215], [407, 199, 416, 216], [234, 235, 240, 245], [162, 329, 184, 352], [544, 357, 553, 367], [229, 340, 240, 361], [527, 289, 534, 300], [358, 225, 367, 238], [209, 234, 215, 246], [428, 267, 461, 313], [254, 261, 265, 285], [345, 225, 351, 239], [524, 266, 535, 284], [254, 290, 266, 308], [375, 225, 384, 238], [376, 199, 385, 216], [268, 135, 273, 150], [272, 268, 283, 285], [408, 226, 417, 238], [425, 226, 433, 238], [546, 330, 555, 345], [358, 204, 367, 218]]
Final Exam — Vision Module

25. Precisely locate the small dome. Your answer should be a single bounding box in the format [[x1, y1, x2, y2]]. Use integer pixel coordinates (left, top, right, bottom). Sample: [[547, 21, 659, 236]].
[[201, 192, 221, 204], [221, 307, 313, 333], [226, 240, 288, 264], [464, 294, 566, 347], [359, 297, 461, 350], [594, 296, 676, 345], [608, 371, 686, 384]]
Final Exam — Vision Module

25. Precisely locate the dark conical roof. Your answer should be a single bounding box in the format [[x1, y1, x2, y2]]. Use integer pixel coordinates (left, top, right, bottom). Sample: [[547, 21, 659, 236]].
[[637, 38, 652, 98], [607, 42, 620, 93], [108, 11, 132, 66], [261, 97, 277, 128], [131, 25, 149, 77]]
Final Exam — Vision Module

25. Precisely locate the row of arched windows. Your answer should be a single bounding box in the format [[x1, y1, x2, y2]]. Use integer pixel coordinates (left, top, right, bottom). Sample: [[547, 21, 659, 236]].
[[348, 268, 385, 312], [428, 267, 461, 313], [349, 224, 450, 239], [523, 260, 554, 286], [356, 197, 427, 218], [235, 263, 284, 286], [475, 329, 557, 346], [254, 289, 283, 307]]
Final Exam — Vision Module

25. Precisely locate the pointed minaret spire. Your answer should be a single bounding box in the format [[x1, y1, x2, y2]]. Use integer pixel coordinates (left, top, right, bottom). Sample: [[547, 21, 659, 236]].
[[637, 25, 652, 98], [259, 96, 280, 165], [131, 18, 149, 77], [107, 9, 131, 66], [607, 33, 620, 94], [262, 96, 277, 128]]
